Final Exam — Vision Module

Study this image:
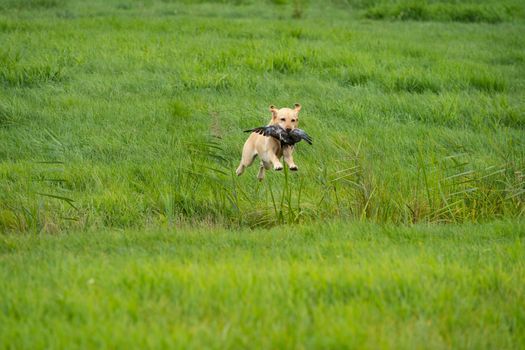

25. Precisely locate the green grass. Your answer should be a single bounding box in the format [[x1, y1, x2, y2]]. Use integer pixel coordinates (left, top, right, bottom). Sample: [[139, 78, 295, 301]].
[[365, 1, 523, 23], [0, 0, 524, 231], [1, 221, 524, 349], [1, 2, 524, 346]]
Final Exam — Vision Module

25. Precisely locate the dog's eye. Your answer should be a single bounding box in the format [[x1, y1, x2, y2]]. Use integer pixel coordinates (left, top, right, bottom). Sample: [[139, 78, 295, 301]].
[[280, 118, 285, 121], [292, 119, 296, 122]]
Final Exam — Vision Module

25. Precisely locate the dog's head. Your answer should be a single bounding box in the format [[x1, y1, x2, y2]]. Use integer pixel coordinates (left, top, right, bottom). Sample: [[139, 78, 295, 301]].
[[269, 103, 301, 132]]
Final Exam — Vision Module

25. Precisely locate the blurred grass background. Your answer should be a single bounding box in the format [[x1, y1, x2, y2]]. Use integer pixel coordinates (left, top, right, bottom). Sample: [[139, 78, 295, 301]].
[[1, 221, 524, 348]]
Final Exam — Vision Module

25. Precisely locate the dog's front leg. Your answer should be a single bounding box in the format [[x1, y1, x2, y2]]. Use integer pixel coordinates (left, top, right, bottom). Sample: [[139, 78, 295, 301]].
[[237, 136, 258, 176], [269, 153, 283, 171], [260, 140, 283, 172], [283, 146, 298, 171]]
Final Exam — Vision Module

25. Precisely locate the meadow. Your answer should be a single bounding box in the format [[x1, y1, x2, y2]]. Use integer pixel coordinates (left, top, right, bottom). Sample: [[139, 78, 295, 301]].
[[0, 0, 523, 231], [0, 0, 524, 348]]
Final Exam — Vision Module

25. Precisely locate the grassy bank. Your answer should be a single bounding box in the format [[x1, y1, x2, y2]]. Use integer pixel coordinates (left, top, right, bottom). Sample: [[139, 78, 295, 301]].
[[1, 221, 524, 348]]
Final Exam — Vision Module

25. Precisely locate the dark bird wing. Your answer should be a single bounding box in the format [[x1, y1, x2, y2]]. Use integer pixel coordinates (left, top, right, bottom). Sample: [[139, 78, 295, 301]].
[[244, 125, 291, 143], [288, 128, 313, 145]]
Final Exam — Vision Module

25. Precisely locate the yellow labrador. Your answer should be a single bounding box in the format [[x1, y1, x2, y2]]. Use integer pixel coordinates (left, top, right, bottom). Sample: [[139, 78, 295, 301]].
[[236, 104, 302, 181]]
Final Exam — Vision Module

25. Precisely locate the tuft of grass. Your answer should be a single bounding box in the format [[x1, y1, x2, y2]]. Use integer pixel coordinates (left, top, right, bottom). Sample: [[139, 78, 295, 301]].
[[175, 74, 234, 92], [292, 0, 307, 19], [469, 74, 507, 93], [365, 1, 515, 23], [392, 74, 441, 94], [0, 103, 17, 128], [0, 0, 64, 10], [168, 100, 192, 120], [338, 69, 371, 87], [0, 60, 64, 88], [270, 54, 304, 74]]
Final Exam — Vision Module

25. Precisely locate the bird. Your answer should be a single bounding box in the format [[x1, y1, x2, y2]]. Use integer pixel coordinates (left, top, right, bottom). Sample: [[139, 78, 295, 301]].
[[244, 125, 312, 146]]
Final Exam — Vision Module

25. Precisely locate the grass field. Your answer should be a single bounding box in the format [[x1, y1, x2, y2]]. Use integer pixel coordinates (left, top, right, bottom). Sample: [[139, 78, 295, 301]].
[[1, 0, 524, 231], [1, 0, 524, 348]]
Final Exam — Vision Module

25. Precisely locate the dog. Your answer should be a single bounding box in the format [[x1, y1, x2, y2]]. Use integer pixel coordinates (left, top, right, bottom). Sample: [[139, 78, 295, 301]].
[[236, 103, 302, 181]]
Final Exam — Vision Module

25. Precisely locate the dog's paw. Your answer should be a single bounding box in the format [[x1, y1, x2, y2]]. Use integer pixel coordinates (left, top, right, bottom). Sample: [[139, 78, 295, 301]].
[[290, 166, 298, 171], [274, 165, 284, 171]]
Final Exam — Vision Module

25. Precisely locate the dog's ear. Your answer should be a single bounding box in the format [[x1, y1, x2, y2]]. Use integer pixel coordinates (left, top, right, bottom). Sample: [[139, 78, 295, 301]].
[[269, 105, 279, 119], [294, 103, 302, 112]]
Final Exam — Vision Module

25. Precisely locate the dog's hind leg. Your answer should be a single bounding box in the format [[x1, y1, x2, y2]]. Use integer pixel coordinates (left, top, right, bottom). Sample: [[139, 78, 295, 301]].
[[257, 161, 272, 181], [236, 149, 257, 176], [257, 164, 265, 181]]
